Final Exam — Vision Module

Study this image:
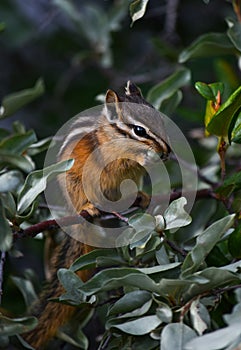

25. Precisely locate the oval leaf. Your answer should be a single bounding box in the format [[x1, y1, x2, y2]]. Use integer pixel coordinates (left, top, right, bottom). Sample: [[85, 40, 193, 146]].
[[207, 85, 241, 136], [130, 0, 149, 25], [0, 198, 13, 251], [164, 197, 192, 230], [182, 214, 235, 276], [0, 315, 37, 336], [0, 79, 45, 119], [147, 68, 191, 110], [112, 315, 161, 335], [17, 159, 74, 214], [179, 33, 234, 63], [161, 323, 197, 350]]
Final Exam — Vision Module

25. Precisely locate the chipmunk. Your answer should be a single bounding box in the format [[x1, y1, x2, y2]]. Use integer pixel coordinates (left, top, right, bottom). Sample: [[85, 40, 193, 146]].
[[23, 82, 170, 349]]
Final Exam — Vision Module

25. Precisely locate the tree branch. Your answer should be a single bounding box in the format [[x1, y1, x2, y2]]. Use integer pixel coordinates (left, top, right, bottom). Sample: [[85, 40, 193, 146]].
[[13, 188, 218, 240]]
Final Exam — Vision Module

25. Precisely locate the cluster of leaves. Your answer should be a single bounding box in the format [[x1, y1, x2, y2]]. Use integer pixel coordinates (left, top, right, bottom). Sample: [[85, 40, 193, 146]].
[[1, 0, 241, 349]]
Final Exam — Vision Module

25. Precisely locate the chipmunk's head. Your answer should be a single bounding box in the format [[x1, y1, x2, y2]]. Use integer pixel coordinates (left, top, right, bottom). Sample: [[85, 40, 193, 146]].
[[104, 81, 170, 164]]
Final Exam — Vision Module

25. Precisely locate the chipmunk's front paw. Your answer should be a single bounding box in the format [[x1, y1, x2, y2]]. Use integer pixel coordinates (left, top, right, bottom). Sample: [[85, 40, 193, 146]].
[[136, 191, 151, 209], [80, 202, 101, 217]]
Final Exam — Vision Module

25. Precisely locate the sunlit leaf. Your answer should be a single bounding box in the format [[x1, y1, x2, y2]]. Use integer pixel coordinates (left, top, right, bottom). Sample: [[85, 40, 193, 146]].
[[110, 315, 161, 335], [129, 0, 149, 25], [195, 82, 224, 102], [164, 197, 192, 230], [17, 159, 74, 214], [156, 302, 172, 323], [0, 170, 24, 193], [190, 299, 209, 335], [184, 322, 241, 350], [161, 323, 197, 350], [0, 79, 44, 119], [207, 85, 241, 136], [0, 151, 35, 173]]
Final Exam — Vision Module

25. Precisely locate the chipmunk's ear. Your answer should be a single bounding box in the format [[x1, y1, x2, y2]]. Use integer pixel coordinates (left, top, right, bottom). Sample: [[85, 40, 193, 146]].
[[105, 89, 121, 104], [125, 81, 142, 97], [105, 89, 122, 121]]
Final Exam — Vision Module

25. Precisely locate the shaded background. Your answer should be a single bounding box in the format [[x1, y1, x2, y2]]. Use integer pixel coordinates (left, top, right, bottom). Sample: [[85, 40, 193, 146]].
[[0, 0, 232, 138]]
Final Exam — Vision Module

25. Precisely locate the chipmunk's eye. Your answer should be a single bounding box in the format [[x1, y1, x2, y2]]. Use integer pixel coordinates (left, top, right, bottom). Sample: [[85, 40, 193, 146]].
[[133, 125, 147, 137]]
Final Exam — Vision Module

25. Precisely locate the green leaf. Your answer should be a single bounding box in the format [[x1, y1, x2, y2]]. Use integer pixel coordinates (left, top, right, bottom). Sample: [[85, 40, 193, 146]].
[[138, 262, 181, 274], [184, 322, 241, 350], [0, 79, 45, 119], [206, 85, 241, 136], [179, 33, 234, 63], [57, 268, 85, 305], [160, 90, 183, 115], [0, 151, 35, 173], [227, 17, 241, 52], [17, 159, 74, 214], [161, 323, 197, 350], [108, 290, 152, 317], [231, 110, 241, 143], [0, 170, 24, 193], [0, 197, 13, 251], [129, 0, 149, 25], [57, 328, 89, 350], [224, 302, 241, 325], [228, 224, 241, 259], [110, 315, 161, 335], [0, 315, 37, 336], [70, 248, 119, 272], [183, 267, 240, 302], [147, 68, 191, 110], [0, 130, 37, 155], [27, 137, 54, 156], [216, 171, 241, 197], [156, 302, 172, 323], [195, 82, 224, 101], [190, 299, 209, 335], [117, 213, 156, 247], [164, 197, 192, 230], [0, 193, 17, 219], [11, 276, 37, 307], [182, 214, 235, 276], [78, 268, 160, 295]]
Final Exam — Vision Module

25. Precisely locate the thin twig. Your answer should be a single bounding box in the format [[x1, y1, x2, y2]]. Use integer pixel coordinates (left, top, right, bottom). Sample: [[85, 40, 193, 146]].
[[13, 189, 218, 240], [165, 239, 187, 257]]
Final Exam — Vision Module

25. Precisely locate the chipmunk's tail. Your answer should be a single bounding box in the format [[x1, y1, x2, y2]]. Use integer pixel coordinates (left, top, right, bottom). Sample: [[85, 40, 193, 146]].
[[23, 237, 93, 349]]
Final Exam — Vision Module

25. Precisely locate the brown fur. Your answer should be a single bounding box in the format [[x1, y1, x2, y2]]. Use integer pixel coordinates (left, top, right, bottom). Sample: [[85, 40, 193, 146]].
[[23, 85, 169, 348]]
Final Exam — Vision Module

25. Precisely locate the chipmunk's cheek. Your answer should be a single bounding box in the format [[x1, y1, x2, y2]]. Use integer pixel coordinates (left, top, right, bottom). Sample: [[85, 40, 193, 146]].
[[146, 149, 161, 163]]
